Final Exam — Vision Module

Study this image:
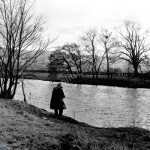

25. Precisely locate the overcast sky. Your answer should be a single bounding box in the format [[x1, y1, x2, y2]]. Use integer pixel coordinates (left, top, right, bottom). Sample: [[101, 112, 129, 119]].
[[36, 0, 150, 47]]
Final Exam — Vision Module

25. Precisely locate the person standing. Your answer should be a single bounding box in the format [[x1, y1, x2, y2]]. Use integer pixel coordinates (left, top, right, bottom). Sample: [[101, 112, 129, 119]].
[[50, 83, 66, 116]]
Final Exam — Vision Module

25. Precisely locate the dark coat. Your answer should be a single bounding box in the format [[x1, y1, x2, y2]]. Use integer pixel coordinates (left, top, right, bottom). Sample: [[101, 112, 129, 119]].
[[50, 87, 66, 109]]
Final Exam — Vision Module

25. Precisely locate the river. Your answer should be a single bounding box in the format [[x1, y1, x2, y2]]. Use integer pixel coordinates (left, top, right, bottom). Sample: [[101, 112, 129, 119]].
[[14, 79, 150, 129]]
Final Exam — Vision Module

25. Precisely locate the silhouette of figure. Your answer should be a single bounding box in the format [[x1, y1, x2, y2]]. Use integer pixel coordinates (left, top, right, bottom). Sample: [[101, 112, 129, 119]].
[[50, 83, 66, 116]]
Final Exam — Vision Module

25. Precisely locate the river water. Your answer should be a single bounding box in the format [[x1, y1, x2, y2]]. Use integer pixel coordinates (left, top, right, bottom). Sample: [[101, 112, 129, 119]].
[[14, 79, 150, 129]]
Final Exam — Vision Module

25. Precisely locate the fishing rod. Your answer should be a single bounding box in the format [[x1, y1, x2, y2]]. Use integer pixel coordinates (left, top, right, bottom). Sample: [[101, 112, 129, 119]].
[[65, 96, 77, 101]]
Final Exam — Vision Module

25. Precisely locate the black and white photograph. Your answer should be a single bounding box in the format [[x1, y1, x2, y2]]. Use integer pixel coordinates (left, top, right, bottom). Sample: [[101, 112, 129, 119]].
[[0, 0, 150, 149]]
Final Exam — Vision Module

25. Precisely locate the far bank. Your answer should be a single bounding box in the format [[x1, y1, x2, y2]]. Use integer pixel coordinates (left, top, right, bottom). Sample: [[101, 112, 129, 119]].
[[23, 71, 150, 89]]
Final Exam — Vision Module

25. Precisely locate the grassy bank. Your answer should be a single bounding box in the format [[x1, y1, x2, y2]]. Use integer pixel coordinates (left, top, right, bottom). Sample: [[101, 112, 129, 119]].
[[24, 72, 150, 88], [0, 99, 150, 150], [70, 77, 150, 88]]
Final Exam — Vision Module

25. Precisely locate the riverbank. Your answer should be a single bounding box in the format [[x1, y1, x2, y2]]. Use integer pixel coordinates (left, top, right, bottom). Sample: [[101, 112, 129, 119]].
[[24, 72, 150, 88], [1, 99, 150, 150]]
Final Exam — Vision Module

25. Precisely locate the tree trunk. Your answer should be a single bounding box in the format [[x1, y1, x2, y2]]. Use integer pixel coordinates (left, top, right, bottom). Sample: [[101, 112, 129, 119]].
[[92, 68, 95, 80], [105, 43, 110, 80], [107, 57, 110, 80], [96, 71, 99, 80], [133, 64, 138, 76], [22, 76, 27, 103]]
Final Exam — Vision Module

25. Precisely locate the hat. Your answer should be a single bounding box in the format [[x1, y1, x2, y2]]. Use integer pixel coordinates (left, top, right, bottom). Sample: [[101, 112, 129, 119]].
[[57, 83, 62, 88]]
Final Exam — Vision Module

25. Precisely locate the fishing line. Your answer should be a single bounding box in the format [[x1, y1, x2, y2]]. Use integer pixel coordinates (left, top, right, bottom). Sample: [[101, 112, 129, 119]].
[[65, 96, 98, 111]]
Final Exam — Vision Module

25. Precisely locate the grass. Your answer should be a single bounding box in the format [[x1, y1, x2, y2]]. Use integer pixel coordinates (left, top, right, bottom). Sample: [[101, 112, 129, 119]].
[[23, 71, 150, 88], [0, 98, 150, 150]]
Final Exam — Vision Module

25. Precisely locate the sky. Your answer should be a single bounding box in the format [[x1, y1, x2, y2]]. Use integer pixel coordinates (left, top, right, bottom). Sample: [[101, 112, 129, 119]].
[[35, 0, 150, 48]]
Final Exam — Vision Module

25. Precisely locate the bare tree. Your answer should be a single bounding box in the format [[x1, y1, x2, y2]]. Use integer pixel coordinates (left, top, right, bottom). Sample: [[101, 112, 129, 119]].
[[99, 29, 111, 79], [61, 43, 86, 79], [0, 0, 53, 99], [81, 28, 99, 80], [116, 21, 150, 76], [81, 28, 111, 80], [99, 29, 119, 80], [48, 47, 74, 75]]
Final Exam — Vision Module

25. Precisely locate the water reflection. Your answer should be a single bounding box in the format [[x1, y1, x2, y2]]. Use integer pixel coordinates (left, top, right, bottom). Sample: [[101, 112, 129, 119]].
[[14, 79, 150, 129]]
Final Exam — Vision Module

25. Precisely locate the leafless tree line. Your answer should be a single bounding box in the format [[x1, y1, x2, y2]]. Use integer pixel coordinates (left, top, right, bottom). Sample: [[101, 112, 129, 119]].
[[48, 21, 150, 81]]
